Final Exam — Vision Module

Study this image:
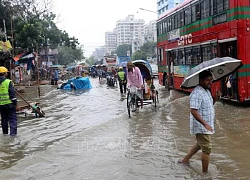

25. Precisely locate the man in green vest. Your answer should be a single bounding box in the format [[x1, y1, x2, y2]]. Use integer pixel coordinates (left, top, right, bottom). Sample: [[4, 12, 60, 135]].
[[117, 67, 127, 95], [0, 66, 17, 136]]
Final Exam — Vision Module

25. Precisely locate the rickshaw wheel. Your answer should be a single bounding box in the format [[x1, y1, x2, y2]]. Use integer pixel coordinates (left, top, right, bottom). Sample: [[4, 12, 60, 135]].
[[127, 92, 131, 118]]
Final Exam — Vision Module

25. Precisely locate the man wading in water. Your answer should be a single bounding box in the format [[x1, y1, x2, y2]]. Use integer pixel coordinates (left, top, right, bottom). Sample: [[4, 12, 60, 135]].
[[179, 70, 221, 173]]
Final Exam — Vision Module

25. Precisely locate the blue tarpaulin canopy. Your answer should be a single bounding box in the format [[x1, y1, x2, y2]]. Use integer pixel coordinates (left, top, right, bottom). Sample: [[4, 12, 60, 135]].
[[60, 77, 92, 90]]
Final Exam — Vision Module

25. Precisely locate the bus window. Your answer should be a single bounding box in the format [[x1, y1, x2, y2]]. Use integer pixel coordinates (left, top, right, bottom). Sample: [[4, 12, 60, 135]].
[[162, 21, 165, 34], [202, 45, 212, 61], [180, 11, 184, 27], [158, 48, 163, 65], [185, 48, 193, 65], [168, 17, 171, 32], [161, 22, 163, 34], [192, 5, 196, 22], [224, 0, 229, 10], [213, 0, 229, 14], [164, 20, 167, 33], [201, 0, 209, 19], [178, 49, 185, 65], [192, 4, 200, 22], [177, 12, 180, 28], [172, 15, 175, 31], [173, 50, 178, 65], [185, 7, 191, 25], [174, 15, 178, 30], [211, 43, 218, 58], [217, 0, 224, 13], [193, 46, 202, 65], [211, 0, 214, 16]]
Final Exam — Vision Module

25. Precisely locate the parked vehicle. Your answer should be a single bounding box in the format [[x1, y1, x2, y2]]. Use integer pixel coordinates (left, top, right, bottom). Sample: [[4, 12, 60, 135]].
[[150, 64, 158, 78], [157, 0, 250, 103]]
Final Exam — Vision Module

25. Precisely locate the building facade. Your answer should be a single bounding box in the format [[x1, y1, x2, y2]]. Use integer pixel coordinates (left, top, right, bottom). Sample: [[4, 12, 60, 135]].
[[116, 15, 145, 48], [144, 20, 157, 43], [92, 46, 106, 61], [105, 29, 117, 55], [157, 0, 184, 16]]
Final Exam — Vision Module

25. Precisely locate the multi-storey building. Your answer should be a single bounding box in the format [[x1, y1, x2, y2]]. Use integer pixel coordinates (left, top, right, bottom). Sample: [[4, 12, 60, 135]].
[[144, 20, 157, 43], [157, 0, 184, 16], [116, 15, 145, 48], [105, 29, 117, 55], [92, 46, 106, 61]]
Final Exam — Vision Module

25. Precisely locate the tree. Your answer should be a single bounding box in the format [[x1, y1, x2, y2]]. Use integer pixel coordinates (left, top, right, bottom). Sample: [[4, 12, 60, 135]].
[[116, 44, 132, 56], [132, 50, 147, 60], [140, 41, 156, 57], [132, 42, 156, 60], [58, 46, 84, 65], [0, 0, 81, 53], [86, 56, 95, 66]]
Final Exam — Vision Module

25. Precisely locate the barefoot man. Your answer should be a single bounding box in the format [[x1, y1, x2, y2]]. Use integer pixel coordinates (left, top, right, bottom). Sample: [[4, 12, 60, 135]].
[[179, 70, 221, 173]]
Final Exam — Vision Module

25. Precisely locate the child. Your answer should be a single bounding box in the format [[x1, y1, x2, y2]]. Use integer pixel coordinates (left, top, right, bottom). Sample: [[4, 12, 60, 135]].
[[144, 77, 155, 100]]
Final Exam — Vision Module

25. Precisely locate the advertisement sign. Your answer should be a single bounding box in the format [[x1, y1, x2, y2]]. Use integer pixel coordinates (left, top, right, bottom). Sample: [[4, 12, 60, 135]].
[[168, 29, 180, 42], [174, 65, 191, 77]]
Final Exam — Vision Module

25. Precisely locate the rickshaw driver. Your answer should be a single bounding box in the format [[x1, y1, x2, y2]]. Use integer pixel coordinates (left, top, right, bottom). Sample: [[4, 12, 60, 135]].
[[127, 62, 144, 108]]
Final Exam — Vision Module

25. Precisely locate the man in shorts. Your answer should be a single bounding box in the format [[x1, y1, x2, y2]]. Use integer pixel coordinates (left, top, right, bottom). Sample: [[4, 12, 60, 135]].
[[179, 70, 221, 173]]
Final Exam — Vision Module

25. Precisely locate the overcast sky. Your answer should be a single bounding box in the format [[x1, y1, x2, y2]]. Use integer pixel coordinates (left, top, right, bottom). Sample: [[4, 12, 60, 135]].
[[53, 0, 157, 57]]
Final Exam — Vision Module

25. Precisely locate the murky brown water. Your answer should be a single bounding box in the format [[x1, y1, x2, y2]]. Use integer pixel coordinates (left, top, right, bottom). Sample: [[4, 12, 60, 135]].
[[0, 78, 250, 179]]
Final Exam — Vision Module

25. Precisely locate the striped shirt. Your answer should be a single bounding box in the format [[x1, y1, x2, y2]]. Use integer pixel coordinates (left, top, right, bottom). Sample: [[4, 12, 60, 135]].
[[190, 86, 215, 135]]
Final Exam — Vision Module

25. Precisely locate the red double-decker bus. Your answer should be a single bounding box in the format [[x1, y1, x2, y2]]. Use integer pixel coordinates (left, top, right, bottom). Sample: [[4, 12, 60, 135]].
[[157, 0, 250, 103]]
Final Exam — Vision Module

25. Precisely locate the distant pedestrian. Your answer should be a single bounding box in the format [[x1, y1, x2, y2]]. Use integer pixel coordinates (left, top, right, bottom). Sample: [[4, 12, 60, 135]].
[[97, 66, 102, 81], [0, 66, 17, 136], [178, 70, 221, 173], [117, 67, 126, 95], [54, 70, 59, 85], [15, 69, 20, 84]]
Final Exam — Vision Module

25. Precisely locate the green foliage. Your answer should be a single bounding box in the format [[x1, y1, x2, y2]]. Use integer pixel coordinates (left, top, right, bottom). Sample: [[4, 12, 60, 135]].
[[0, 0, 82, 54], [116, 44, 132, 56], [58, 46, 84, 65], [132, 50, 147, 60], [86, 56, 95, 66], [132, 42, 156, 60]]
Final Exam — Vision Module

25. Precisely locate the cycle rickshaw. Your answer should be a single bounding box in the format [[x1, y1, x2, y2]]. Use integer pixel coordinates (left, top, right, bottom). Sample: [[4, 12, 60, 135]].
[[127, 60, 159, 118]]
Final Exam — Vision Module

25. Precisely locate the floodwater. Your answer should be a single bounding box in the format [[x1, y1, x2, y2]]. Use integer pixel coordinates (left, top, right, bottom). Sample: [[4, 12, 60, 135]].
[[0, 78, 250, 180]]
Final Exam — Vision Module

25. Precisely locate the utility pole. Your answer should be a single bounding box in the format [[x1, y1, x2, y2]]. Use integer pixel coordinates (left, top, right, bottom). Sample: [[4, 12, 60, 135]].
[[3, 19, 12, 80], [10, 16, 14, 55]]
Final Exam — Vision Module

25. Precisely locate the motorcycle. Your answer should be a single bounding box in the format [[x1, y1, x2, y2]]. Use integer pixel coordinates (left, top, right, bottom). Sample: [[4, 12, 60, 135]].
[[106, 75, 116, 87]]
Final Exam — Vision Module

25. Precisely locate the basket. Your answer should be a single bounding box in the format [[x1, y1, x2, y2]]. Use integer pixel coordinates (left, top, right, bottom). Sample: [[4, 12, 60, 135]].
[[130, 86, 137, 93]]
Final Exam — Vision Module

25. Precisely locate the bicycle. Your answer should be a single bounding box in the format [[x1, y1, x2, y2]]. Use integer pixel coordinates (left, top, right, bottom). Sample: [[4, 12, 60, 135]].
[[127, 86, 141, 118], [127, 86, 159, 118]]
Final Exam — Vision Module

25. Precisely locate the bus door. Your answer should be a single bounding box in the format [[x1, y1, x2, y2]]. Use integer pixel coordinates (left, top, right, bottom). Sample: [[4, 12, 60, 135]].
[[166, 50, 173, 90], [219, 40, 238, 100]]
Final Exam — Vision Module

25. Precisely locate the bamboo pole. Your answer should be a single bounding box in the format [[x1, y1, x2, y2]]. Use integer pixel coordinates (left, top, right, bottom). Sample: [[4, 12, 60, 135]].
[[15, 89, 45, 117]]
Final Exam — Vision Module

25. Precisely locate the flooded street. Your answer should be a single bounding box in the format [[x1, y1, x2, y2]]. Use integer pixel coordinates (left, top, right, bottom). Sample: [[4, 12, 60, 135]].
[[0, 78, 250, 180]]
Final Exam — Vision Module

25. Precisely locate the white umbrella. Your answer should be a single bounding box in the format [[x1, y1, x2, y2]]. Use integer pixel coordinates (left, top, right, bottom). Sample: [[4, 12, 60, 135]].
[[181, 57, 243, 89]]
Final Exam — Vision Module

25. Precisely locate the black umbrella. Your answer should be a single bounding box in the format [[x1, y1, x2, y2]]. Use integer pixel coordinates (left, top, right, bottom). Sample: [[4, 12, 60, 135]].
[[181, 57, 243, 89]]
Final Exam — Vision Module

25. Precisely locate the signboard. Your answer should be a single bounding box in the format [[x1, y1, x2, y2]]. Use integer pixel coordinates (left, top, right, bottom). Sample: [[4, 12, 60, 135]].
[[168, 29, 180, 41], [127, 51, 130, 57], [105, 58, 116, 63], [118, 56, 130, 63], [178, 34, 192, 46]]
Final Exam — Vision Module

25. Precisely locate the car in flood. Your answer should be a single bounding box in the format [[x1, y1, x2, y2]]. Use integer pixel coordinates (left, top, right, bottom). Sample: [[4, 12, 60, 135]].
[[150, 64, 158, 78]]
